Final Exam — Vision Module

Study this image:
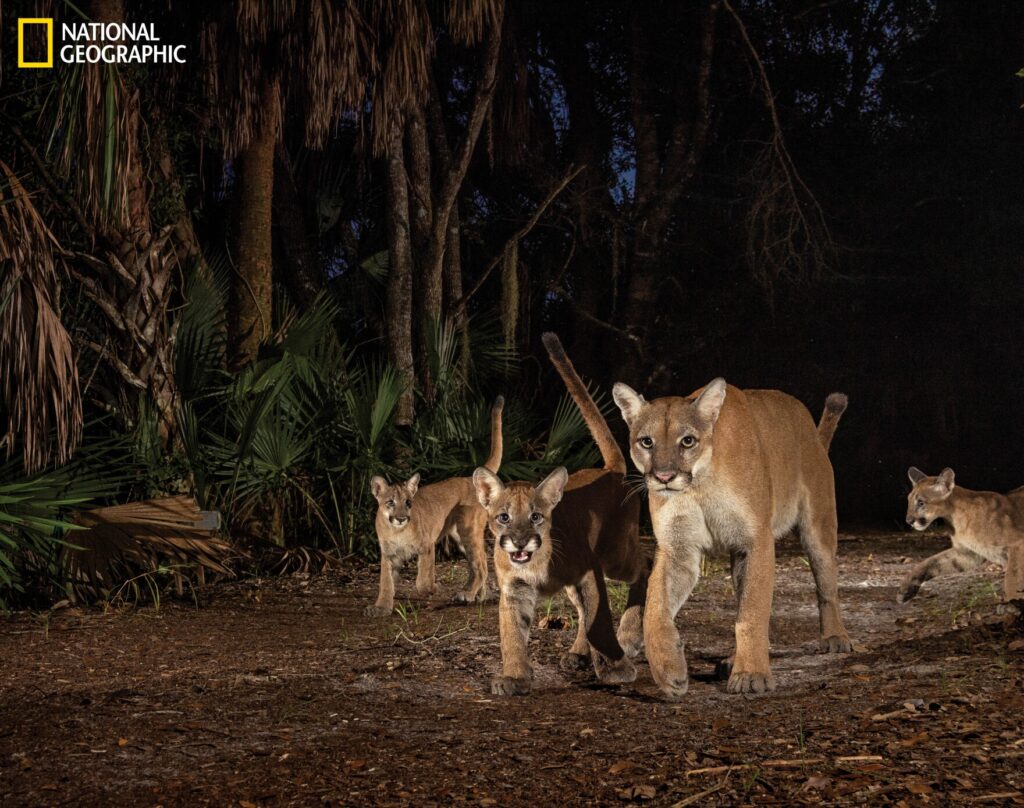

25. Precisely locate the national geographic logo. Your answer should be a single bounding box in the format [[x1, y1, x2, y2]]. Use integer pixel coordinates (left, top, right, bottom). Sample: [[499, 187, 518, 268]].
[[17, 19, 186, 67]]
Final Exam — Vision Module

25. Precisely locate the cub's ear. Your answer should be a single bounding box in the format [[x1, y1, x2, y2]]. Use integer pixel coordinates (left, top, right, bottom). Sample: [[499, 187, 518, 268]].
[[907, 466, 926, 485], [694, 377, 727, 424], [405, 473, 421, 497], [370, 475, 389, 501], [612, 383, 645, 426], [936, 467, 955, 496], [535, 466, 569, 509], [472, 467, 503, 508]]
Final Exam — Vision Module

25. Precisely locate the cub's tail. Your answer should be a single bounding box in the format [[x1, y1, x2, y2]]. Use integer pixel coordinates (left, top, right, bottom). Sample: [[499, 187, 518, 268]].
[[483, 395, 505, 473], [817, 392, 848, 453], [540, 333, 626, 474]]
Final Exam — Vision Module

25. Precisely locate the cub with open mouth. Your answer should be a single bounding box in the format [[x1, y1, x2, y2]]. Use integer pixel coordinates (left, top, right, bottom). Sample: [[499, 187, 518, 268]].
[[473, 465, 638, 696]]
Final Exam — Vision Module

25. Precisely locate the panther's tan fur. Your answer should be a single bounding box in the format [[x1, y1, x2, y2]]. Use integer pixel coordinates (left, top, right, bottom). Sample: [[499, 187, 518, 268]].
[[613, 379, 851, 699], [365, 397, 503, 616], [469, 333, 650, 695], [900, 467, 1024, 603], [473, 467, 639, 695]]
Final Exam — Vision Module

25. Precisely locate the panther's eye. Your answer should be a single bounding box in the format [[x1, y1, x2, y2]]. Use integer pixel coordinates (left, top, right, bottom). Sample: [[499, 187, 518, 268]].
[[638, 436, 654, 449], [916, 499, 924, 509], [386, 500, 395, 508], [405, 499, 412, 508], [680, 435, 697, 449], [497, 513, 511, 525], [530, 512, 543, 525]]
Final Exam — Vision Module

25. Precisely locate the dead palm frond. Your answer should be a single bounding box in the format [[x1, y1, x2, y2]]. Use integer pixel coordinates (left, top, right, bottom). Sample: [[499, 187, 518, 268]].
[[0, 162, 82, 473], [62, 495, 237, 603]]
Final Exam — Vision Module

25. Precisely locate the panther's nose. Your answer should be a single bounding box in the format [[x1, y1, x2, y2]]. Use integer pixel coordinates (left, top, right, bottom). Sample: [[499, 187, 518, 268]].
[[653, 470, 676, 483], [905, 516, 915, 526], [514, 534, 539, 549], [393, 516, 409, 526]]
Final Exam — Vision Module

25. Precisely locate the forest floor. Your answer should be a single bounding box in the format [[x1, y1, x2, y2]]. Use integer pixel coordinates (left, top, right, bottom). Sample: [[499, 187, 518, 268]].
[[1, 531, 1023, 807]]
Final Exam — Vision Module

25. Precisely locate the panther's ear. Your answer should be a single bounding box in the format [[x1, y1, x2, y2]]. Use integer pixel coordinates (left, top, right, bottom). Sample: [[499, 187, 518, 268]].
[[936, 467, 955, 497], [907, 466, 926, 485], [472, 467, 503, 509], [405, 473, 421, 497], [370, 476, 389, 501], [612, 383, 645, 426], [535, 467, 569, 509], [694, 377, 727, 424]]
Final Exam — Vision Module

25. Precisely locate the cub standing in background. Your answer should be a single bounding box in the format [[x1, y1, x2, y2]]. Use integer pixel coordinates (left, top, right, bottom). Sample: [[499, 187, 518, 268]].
[[900, 466, 1024, 604], [365, 397, 504, 616], [613, 379, 852, 698], [471, 333, 650, 695]]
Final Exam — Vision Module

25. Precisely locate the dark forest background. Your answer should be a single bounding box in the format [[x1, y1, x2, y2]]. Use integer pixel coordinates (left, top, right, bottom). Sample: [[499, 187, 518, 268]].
[[1, 0, 1022, 602]]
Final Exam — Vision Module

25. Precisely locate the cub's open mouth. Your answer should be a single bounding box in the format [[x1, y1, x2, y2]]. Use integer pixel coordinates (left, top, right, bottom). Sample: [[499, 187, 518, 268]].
[[509, 549, 532, 564]]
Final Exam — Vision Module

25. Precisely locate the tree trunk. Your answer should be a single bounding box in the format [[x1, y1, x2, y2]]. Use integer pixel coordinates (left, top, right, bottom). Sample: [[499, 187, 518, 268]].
[[385, 122, 416, 427], [230, 76, 280, 367]]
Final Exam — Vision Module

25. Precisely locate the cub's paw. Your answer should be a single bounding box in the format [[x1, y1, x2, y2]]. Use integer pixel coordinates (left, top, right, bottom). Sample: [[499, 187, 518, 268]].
[[617, 607, 644, 658], [560, 651, 591, 671], [897, 579, 921, 604], [415, 584, 437, 598], [491, 676, 532, 696], [726, 670, 776, 695], [451, 590, 473, 605], [595, 655, 637, 685], [364, 604, 392, 618], [819, 633, 853, 654]]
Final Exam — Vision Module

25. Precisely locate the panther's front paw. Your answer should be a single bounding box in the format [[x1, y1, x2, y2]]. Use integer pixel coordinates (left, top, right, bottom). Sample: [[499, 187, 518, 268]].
[[726, 669, 775, 694], [650, 653, 689, 701], [451, 590, 472, 605], [364, 604, 392, 617], [819, 633, 853, 653], [491, 676, 532, 696], [897, 579, 921, 604]]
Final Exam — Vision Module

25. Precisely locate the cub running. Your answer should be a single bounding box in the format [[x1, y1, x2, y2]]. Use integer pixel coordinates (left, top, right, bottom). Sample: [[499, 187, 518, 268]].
[[471, 332, 650, 695], [365, 397, 504, 616], [613, 380, 851, 698], [900, 467, 1024, 603]]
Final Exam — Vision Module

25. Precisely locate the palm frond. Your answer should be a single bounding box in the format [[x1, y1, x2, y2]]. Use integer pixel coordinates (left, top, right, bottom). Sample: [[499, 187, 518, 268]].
[[63, 496, 236, 603], [0, 162, 82, 473]]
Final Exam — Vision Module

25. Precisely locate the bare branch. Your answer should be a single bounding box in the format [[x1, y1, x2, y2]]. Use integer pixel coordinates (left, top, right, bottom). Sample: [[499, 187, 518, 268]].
[[449, 164, 585, 322]]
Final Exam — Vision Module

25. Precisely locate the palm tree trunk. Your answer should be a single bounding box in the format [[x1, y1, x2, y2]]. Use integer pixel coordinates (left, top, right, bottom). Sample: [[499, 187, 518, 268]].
[[230, 77, 280, 367], [385, 122, 416, 426]]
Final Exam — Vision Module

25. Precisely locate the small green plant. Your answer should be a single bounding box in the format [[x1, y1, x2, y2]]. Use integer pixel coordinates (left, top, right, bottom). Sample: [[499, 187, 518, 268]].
[[606, 582, 628, 616]]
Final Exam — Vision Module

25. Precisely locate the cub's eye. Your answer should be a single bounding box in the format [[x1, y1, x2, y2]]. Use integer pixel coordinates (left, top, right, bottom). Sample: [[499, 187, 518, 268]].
[[386, 500, 395, 508], [529, 512, 543, 525], [680, 435, 697, 449], [916, 499, 924, 509], [497, 513, 511, 525], [405, 499, 412, 508], [638, 436, 654, 449]]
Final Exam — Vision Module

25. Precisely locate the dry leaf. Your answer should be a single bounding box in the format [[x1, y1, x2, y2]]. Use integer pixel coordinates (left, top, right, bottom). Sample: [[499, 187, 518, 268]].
[[802, 775, 831, 791], [609, 760, 637, 774]]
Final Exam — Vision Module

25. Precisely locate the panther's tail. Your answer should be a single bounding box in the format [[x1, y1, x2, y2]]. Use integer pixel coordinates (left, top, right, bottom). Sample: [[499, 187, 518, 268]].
[[540, 333, 626, 474], [483, 395, 504, 473], [817, 393, 848, 453]]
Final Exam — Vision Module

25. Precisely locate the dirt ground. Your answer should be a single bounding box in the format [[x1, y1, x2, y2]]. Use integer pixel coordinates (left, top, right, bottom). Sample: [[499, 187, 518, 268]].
[[1, 530, 1022, 807]]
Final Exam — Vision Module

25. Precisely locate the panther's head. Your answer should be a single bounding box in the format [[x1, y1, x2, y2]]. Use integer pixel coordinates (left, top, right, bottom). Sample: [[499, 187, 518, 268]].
[[370, 473, 421, 530], [472, 467, 567, 567], [612, 378, 727, 497], [905, 466, 955, 531]]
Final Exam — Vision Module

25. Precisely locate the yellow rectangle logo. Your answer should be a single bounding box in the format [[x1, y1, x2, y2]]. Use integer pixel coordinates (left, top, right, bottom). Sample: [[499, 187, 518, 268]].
[[18, 18, 54, 68]]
